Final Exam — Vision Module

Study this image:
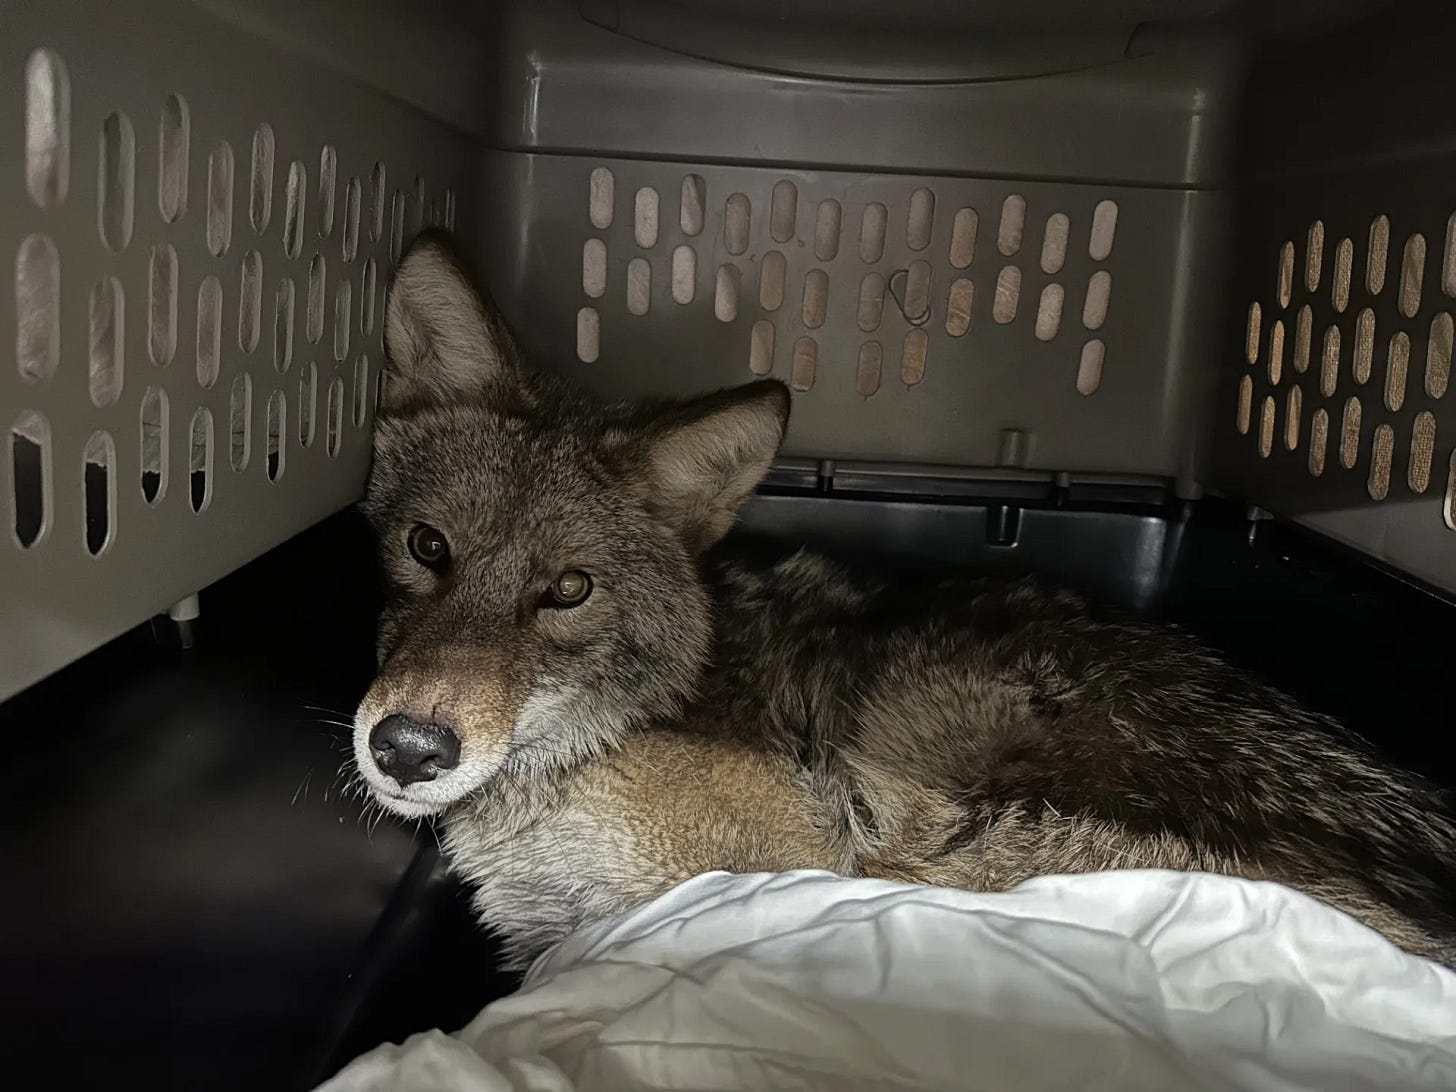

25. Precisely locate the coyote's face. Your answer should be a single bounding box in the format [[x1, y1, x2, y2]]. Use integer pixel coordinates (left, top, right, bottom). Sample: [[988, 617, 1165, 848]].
[[353, 233, 789, 818]]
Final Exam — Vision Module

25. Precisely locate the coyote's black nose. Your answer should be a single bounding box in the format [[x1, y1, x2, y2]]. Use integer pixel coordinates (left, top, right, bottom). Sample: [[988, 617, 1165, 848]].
[[370, 714, 460, 786]]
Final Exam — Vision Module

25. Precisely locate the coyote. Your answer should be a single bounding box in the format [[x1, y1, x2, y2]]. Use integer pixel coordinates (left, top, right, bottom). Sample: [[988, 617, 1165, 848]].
[[352, 232, 1456, 969]]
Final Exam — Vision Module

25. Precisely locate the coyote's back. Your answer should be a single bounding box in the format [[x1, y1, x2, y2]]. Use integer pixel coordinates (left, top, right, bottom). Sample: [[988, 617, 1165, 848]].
[[351, 232, 1456, 969]]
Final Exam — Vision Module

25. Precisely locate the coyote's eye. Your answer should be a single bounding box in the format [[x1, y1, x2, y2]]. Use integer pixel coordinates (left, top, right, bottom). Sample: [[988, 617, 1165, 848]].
[[407, 523, 450, 572], [546, 570, 592, 608]]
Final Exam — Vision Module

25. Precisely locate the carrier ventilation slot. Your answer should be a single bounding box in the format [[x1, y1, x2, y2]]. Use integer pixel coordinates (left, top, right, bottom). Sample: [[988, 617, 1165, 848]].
[[11, 411, 50, 547]]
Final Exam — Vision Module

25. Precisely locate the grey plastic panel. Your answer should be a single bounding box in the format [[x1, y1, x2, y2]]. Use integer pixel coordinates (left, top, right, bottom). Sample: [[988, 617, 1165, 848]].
[[1, 0, 476, 700], [738, 493, 1172, 612], [193, 0, 494, 136], [488, 1, 1246, 187], [1209, 12, 1456, 597], [482, 151, 1230, 480], [577, 0, 1138, 84], [575, 0, 1390, 83]]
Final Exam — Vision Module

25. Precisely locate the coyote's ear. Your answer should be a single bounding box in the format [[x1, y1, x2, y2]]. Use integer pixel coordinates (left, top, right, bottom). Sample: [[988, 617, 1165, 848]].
[[382, 230, 521, 409], [625, 380, 790, 553]]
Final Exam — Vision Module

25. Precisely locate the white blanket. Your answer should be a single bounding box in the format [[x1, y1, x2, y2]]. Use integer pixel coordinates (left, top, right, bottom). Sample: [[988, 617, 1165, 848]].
[[319, 870, 1456, 1091]]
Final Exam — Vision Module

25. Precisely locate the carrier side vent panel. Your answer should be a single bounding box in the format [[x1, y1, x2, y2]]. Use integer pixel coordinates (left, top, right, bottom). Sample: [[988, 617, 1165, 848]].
[[1217, 199, 1456, 595], [488, 155, 1227, 477], [1, 2, 474, 700]]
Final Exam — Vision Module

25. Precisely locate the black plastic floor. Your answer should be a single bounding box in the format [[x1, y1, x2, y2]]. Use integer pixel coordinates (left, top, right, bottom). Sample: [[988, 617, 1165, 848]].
[[2, 495, 1452, 1089], [0, 510, 512, 1090]]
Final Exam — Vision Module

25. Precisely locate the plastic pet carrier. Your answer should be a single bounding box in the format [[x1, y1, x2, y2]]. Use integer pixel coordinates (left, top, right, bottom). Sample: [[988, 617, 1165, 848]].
[[3, 1, 1454, 1087]]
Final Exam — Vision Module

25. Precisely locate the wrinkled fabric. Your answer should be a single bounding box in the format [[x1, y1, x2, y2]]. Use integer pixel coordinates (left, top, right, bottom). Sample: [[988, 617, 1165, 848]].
[[319, 870, 1456, 1091]]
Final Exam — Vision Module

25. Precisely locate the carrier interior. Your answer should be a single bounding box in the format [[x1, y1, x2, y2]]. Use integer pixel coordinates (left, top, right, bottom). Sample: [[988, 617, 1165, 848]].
[[3, 1, 1456, 1087]]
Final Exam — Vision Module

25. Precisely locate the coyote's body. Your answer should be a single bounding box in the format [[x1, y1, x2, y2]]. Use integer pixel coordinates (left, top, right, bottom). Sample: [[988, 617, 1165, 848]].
[[354, 233, 1456, 969]]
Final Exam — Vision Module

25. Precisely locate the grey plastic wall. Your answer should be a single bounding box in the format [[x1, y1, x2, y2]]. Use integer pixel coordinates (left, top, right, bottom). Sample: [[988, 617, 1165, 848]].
[[478, 1, 1240, 488], [1209, 11, 1456, 598], [485, 2, 1248, 186], [1, 0, 478, 700]]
